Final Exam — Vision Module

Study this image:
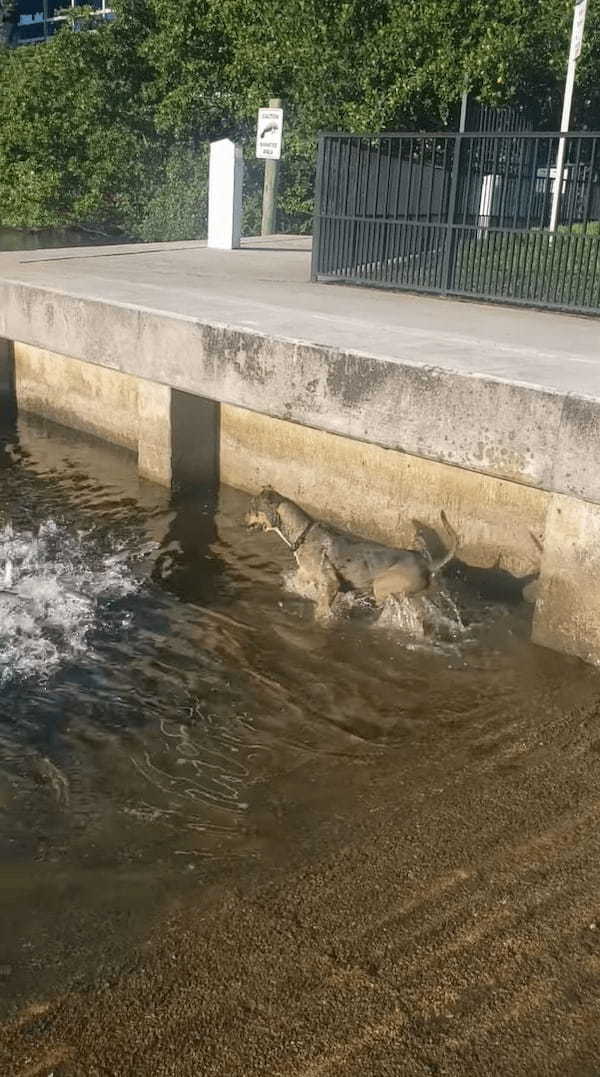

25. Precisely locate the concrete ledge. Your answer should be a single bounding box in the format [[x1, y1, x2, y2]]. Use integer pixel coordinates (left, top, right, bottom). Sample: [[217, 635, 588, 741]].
[[0, 278, 589, 497]]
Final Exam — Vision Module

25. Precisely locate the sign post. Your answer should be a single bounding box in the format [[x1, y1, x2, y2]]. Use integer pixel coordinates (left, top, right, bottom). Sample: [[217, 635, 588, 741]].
[[257, 99, 283, 236], [549, 0, 588, 232]]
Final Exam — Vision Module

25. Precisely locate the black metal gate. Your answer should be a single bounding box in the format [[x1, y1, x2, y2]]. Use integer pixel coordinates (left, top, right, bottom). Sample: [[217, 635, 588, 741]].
[[311, 131, 600, 315]]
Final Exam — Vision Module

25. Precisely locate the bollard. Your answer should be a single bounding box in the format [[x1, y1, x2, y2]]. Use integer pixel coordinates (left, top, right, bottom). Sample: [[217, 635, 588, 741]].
[[207, 139, 244, 250]]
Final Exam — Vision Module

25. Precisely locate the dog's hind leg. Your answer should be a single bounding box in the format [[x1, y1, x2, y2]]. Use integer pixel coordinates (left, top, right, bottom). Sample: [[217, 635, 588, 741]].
[[315, 553, 342, 623]]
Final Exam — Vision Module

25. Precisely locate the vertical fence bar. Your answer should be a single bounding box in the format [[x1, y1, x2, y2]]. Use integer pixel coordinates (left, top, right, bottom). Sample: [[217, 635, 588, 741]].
[[442, 134, 462, 293], [310, 135, 326, 281], [582, 136, 598, 231]]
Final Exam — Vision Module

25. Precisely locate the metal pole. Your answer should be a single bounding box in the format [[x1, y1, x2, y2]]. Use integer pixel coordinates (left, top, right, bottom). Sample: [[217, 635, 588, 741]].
[[43, 0, 48, 40], [310, 135, 325, 281], [261, 97, 282, 236], [550, 0, 587, 232]]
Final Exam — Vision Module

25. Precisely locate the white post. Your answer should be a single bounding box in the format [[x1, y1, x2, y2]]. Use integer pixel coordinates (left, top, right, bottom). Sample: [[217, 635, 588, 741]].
[[459, 90, 468, 133], [478, 174, 502, 230], [207, 139, 244, 250], [549, 0, 588, 232]]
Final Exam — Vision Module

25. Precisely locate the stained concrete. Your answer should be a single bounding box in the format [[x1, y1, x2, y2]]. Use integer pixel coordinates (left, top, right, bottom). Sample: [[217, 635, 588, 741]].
[[1, 237, 600, 662], [137, 380, 172, 486], [0, 237, 598, 498], [14, 343, 139, 451], [221, 403, 548, 579], [533, 495, 600, 662]]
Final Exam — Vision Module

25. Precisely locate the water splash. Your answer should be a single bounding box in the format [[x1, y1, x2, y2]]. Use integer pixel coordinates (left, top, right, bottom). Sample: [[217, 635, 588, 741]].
[[375, 587, 466, 643], [0, 519, 154, 686], [283, 565, 466, 644]]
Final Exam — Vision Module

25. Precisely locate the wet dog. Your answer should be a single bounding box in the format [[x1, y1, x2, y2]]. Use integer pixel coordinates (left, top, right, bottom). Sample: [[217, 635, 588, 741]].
[[245, 487, 458, 621]]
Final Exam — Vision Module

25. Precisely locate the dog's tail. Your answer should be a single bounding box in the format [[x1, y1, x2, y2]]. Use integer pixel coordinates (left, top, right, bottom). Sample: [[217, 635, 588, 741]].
[[429, 511, 459, 576]]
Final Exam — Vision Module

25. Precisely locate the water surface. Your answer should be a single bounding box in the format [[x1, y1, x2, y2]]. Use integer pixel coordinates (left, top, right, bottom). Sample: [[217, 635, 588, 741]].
[[0, 412, 597, 1020]]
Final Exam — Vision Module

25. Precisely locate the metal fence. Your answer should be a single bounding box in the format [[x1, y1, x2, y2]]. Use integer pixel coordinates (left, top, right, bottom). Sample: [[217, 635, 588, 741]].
[[311, 131, 600, 314]]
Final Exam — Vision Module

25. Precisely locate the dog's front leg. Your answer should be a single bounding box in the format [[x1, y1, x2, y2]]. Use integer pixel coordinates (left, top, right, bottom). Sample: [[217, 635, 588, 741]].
[[295, 545, 340, 623]]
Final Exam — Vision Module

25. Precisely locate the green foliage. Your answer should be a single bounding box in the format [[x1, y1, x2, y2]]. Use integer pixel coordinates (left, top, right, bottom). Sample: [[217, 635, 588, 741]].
[[134, 143, 209, 242], [0, 0, 599, 239]]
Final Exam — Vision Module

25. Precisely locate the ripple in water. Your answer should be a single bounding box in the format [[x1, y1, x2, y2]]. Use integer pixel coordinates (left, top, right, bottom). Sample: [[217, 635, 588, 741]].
[[0, 518, 154, 685]]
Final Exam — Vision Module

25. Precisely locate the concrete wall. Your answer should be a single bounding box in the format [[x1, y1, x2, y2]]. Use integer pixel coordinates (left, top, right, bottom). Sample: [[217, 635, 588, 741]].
[[10, 341, 545, 580], [12, 343, 220, 490], [7, 340, 600, 665], [13, 343, 139, 451], [220, 403, 547, 580], [532, 495, 600, 664]]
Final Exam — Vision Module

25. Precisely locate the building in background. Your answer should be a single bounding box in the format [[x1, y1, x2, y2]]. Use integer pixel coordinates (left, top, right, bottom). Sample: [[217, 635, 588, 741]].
[[16, 0, 113, 45]]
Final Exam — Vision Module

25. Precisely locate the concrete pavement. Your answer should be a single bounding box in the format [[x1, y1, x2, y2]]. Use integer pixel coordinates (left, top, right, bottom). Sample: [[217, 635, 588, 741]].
[[0, 234, 598, 396]]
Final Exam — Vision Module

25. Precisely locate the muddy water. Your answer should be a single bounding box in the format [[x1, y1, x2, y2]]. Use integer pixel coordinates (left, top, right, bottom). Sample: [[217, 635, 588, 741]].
[[0, 411, 598, 1028]]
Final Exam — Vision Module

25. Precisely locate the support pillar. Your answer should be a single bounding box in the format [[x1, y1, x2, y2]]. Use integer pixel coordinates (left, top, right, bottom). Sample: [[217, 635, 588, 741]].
[[532, 493, 600, 664], [137, 381, 220, 490], [0, 338, 15, 421], [137, 381, 173, 486]]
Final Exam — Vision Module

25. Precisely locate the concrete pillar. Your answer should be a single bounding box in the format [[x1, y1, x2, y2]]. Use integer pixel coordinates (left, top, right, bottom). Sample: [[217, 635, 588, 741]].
[[138, 380, 173, 486], [207, 139, 243, 250], [532, 493, 600, 664], [137, 380, 220, 490], [171, 389, 220, 489], [0, 338, 14, 394], [0, 338, 15, 421]]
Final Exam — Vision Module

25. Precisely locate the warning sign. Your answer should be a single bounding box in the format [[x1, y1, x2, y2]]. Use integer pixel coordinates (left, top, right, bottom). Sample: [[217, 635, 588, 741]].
[[570, 0, 588, 61], [256, 108, 283, 160]]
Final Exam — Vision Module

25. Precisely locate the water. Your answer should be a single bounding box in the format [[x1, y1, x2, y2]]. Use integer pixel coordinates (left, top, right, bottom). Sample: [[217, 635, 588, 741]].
[[1, 411, 598, 1018]]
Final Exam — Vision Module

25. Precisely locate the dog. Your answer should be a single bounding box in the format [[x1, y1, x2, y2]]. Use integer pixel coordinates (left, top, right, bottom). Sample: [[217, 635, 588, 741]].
[[245, 487, 458, 621]]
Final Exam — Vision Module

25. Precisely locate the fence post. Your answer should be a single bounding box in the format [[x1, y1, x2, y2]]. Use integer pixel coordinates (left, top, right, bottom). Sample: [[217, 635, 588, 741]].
[[441, 133, 463, 294], [311, 135, 326, 281]]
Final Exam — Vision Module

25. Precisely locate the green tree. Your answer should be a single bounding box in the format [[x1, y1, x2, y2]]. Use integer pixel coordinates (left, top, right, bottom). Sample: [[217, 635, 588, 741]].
[[0, 0, 599, 239]]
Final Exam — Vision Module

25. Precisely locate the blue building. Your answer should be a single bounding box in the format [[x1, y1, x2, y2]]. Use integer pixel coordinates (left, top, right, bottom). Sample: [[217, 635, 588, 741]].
[[16, 0, 113, 45]]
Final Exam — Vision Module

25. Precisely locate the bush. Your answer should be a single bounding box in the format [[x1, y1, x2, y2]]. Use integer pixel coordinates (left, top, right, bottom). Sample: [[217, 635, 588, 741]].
[[131, 143, 209, 242]]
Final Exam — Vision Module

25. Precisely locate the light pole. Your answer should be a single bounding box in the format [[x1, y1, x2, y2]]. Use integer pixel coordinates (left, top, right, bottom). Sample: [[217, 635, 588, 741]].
[[549, 0, 588, 232]]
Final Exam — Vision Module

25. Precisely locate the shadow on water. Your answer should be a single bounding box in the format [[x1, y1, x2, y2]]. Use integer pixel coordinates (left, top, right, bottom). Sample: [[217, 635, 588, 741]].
[[151, 487, 224, 605]]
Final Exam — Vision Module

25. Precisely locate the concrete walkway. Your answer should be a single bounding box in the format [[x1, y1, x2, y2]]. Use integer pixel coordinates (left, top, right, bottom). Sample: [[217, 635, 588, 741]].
[[0, 234, 598, 399]]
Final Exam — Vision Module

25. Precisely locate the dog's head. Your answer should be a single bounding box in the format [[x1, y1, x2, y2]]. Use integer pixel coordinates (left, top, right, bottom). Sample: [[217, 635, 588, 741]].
[[244, 487, 283, 532]]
